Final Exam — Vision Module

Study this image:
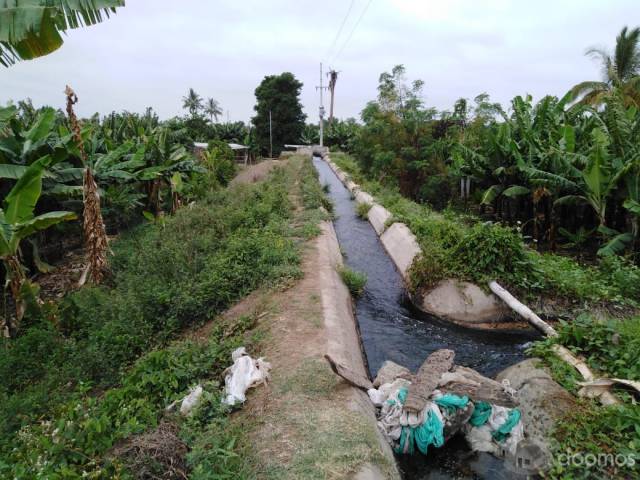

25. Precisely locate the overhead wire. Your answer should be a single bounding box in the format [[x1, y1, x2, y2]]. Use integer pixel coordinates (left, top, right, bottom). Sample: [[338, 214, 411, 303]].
[[329, 0, 374, 65], [324, 0, 356, 63]]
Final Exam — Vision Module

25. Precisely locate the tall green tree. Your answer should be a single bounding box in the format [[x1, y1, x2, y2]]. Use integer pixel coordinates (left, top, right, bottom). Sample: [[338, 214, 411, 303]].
[[182, 88, 203, 118], [571, 26, 640, 107], [204, 98, 222, 123], [0, 0, 124, 67], [252, 72, 305, 156]]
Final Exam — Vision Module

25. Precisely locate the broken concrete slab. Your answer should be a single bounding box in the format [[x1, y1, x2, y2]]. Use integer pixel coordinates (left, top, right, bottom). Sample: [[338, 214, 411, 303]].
[[367, 204, 393, 235], [420, 279, 510, 325], [496, 358, 575, 464], [355, 190, 375, 206], [373, 360, 413, 387], [380, 223, 421, 281]]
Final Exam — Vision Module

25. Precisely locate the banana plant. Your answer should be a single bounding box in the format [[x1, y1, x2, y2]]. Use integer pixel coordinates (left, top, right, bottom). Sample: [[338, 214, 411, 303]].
[[1, 156, 76, 337], [138, 127, 202, 214]]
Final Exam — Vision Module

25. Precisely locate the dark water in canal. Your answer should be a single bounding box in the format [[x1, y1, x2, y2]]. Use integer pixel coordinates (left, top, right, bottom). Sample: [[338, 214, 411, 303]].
[[313, 157, 537, 479]]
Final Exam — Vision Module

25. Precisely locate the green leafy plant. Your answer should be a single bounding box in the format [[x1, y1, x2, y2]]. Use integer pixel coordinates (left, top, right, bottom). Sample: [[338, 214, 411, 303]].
[[356, 202, 372, 219], [338, 267, 367, 297], [0, 156, 76, 336]]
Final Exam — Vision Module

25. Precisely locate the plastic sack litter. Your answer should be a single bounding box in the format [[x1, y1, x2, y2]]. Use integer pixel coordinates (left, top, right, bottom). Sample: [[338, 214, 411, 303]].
[[222, 347, 271, 406], [165, 384, 204, 416], [464, 403, 524, 456], [371, 379, 523, 458], [180, 384, 203, 415]]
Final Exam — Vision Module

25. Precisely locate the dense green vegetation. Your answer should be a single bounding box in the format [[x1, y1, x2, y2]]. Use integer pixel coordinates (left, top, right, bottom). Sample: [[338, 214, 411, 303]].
[[331, 29, 640, 265], [253, 72, 306, 157], [0, 156, 326, 478], [529, 316, 640, 479], [332, 152, 640, 311]]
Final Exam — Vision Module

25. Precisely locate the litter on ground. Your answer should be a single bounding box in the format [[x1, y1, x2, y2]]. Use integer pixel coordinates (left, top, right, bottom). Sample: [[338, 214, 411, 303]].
[[222, 347, 271, 406]]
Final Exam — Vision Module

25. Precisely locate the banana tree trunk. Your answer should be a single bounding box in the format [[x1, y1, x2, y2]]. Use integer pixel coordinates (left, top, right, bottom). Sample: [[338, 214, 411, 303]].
[[147, 179, 161, 215], [3, 255, 26, 338], [81, 167, 108, 285]]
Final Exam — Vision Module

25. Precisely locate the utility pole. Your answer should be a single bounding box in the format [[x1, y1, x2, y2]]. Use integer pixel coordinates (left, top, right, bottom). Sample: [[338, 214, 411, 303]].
[[269, 109, 273, 158], [328, 70, 338, 125], [315, 62, 328, 147]]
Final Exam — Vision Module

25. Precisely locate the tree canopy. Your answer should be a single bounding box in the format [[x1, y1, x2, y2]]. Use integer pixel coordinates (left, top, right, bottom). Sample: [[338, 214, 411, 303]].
[[252, 72, 305, 156]]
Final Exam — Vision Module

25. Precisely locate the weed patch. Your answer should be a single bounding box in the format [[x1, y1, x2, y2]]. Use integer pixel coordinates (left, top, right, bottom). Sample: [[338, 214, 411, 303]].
[[338, 267, 367, 297]]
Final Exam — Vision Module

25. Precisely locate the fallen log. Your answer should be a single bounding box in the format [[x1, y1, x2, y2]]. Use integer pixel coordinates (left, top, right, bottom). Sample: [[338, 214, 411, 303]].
[[488, 281, 557, 337], [404, 349, 455, 413]]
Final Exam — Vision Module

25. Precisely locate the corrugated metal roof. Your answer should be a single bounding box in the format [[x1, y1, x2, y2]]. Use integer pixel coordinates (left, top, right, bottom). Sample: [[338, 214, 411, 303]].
[[193, 142, 248, 150]]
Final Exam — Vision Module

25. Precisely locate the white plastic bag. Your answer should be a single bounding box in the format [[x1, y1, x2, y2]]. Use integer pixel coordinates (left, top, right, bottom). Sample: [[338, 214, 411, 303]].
[[222, 347, 271, 406], [180, 384, 203, 415]]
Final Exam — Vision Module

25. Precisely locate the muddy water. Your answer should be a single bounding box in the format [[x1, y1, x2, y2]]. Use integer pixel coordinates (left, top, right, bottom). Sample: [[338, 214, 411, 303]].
[[313, 157, 537, 480]]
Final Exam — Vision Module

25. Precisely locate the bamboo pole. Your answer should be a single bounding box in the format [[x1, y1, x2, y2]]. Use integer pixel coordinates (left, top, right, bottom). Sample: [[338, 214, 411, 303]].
[[488, 281, 558, 337], [488, 280, 620, 405]]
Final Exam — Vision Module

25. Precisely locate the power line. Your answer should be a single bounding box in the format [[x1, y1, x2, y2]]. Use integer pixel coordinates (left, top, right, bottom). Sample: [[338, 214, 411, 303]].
[[324, 0, 355, 61], [329, 0, 374, 65]]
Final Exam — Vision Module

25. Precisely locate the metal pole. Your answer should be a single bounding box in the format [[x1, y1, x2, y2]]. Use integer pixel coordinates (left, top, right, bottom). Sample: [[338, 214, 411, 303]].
[[269, 110, 273, 158], [319, 62, 324, 147]]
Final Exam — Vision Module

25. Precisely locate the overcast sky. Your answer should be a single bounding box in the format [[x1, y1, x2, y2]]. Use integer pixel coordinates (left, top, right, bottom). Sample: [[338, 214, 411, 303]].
[[2, 0, 637, 123]]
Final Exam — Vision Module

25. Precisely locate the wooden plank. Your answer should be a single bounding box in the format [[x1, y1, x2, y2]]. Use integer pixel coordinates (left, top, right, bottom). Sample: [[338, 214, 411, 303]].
[[439, 366, 518, 408], [403, 349, 455, 412], [324, 354, 373, 391]]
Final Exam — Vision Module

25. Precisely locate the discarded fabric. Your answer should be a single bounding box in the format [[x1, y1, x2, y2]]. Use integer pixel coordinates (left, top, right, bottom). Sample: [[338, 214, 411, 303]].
[[180, 384, 203, 415], [370, 372, 524, 460], [222, 347, 271, 406], [165, 384, 204, 416]]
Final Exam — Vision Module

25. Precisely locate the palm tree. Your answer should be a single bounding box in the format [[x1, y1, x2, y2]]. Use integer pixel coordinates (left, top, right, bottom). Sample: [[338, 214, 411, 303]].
[[182, 88, 203, 118], [570, 26, 640, 107], [0, 0, 124, 67], [204, 98, 222, 123]]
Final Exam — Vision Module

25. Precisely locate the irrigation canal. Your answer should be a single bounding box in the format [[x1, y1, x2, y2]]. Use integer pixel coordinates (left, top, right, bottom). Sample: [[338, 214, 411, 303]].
[[313, 156, 538, 479]]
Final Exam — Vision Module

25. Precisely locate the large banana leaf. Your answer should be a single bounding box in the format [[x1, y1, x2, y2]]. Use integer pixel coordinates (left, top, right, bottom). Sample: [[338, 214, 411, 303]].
[[13, 210, 77, 248], [597, 231, 633, 256], [502, 185, 530, 198], [3, 154, 51, 223], [480, 185, 503, 205], [0, 0, 124, 67], [0, 163, 28, 179]]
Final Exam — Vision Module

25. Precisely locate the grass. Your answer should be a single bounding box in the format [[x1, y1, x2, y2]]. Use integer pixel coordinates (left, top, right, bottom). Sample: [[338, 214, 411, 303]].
[[338, 266, 367, 297], [255, 359, 394, 480], [0, 155, 329, 479], [356, 201, 372, 218]]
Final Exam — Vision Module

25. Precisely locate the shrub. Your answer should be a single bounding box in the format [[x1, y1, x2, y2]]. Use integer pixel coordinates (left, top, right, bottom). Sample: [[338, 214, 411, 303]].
[[356, 202, 372, 219], [338, 267, 367, 297], [448, 222, 539, 288], [203, 140, 237, 186]]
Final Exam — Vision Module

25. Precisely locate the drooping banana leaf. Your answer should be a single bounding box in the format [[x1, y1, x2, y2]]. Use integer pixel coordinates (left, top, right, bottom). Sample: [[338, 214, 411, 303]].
[[480, 185, 503, 205], [0, 0, 125, 67], [597, 232, 633, 256], [3, 154, 51, 223], [502, 185, 530, 198]]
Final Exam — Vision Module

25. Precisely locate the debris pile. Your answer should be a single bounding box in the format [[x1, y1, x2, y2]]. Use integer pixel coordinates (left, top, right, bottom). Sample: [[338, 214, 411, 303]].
[[367, 350, 524, 460]]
